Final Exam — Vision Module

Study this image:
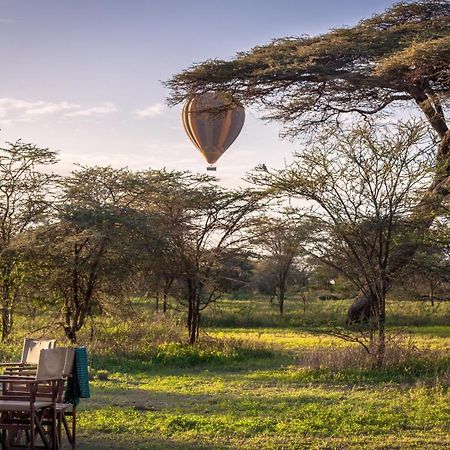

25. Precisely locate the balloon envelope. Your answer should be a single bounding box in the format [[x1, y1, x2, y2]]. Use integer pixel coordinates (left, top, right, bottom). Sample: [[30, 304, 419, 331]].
[[182, 92, 245, 165]]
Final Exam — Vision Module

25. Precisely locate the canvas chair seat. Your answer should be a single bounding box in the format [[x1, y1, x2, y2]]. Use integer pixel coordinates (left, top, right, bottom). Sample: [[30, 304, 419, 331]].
[[55, 402, 72, 411], [0, 400, 53, 411]]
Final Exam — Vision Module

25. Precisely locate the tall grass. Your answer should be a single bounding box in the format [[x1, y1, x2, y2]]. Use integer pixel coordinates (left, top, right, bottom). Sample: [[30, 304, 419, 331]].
[[203, 296, 450, 328]]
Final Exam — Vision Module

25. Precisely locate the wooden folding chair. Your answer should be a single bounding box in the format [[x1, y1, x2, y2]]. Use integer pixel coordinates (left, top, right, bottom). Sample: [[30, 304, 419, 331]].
[[5, 348, 77, 449], [0, 348, 65, 449], [0, 338, 57, 377]]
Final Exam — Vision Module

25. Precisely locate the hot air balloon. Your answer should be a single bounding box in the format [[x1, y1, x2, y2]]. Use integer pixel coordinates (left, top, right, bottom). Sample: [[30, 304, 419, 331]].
[[182, 92, 245, 171]]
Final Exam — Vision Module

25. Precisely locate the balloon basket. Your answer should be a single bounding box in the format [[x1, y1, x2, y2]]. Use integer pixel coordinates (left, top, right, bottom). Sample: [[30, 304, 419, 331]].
[[206, 165, 217, 171]]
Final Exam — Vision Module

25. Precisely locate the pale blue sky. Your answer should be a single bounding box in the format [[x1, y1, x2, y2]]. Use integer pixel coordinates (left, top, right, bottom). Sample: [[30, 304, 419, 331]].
[[0, 0, 396, 185]]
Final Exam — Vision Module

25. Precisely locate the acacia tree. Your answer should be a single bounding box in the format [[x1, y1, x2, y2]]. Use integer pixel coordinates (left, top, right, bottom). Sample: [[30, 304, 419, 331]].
[[129, 170, 191, 314], [152, 173, 261, 344], [252, 215, 307, 314], [166, 0, 450, 323], [33, 166, 144, 342], [0, 141, 58, 340], [250, 121, 433, 366]]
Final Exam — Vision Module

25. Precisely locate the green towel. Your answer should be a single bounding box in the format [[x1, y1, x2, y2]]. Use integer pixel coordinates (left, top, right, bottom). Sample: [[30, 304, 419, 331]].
[[64, 347, 90, 405]]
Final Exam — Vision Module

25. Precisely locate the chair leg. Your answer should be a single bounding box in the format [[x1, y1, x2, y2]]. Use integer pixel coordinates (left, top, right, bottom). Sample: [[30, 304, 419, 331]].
[[35, 410, 52, 450], [0, 427, 7, 449], [72, 406, 76, 449], [61, 409, 76, 448], [58, 411, 63, 449], [30, 409, 36, 450], [53, 407, 60, 450]]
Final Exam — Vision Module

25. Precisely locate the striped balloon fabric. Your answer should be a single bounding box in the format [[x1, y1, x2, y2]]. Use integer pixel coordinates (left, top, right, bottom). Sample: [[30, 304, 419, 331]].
[[182, 92, 245, 166]]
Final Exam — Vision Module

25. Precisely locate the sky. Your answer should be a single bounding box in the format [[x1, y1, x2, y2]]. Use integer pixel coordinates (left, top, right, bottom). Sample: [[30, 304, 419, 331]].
[[0, 0, 396, 186]]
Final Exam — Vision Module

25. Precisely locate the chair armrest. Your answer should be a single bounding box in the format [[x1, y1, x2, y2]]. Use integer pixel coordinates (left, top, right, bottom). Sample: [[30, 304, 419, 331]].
[[0, 378, 61, 385], [3, 370, 37, 376], [0, 375, 35, 381], [0, 378, 37, 385]]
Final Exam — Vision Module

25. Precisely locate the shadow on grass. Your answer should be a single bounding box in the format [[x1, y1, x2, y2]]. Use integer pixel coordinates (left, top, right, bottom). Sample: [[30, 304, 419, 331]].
[[90, 344, 290, 377], [82, 383, 335, 413], [91, 349, 449, 386], [72, 435, 230, 450]]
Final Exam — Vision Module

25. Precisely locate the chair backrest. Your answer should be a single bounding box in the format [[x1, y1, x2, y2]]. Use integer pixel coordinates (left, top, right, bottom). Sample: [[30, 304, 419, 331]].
[[36, 348, 67, 381], [22, 338, 57, 364], [63, 348, 75, 377]]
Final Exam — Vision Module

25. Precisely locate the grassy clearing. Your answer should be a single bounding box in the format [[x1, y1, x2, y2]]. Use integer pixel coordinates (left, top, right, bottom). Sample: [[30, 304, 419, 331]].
[[77, 353, 449, 449], [76, 382, 449, 449], [1, 297, 449, 449]]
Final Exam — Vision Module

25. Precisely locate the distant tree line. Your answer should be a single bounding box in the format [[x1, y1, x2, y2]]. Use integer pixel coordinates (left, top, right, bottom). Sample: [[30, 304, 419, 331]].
[[1, 117, 450, 364]]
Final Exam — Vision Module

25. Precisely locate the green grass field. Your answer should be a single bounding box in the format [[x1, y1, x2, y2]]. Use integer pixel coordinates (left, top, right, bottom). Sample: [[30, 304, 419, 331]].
[[2, 297, 450, 449]]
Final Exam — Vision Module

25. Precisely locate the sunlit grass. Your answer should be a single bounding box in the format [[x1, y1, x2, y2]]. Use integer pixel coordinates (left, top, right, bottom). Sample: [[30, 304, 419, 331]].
[[208, 327, 350, 349], [76, 374, 450, 449], [2, 297, 449, 449]]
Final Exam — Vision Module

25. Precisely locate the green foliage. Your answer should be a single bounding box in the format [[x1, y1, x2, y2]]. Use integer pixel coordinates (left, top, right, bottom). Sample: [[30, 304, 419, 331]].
[[0, 141, 59, 338], [167, 1, 449, 138]]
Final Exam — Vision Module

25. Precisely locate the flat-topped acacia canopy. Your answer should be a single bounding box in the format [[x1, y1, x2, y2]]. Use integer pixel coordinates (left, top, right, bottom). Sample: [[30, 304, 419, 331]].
[[167, 0, 449, 139]]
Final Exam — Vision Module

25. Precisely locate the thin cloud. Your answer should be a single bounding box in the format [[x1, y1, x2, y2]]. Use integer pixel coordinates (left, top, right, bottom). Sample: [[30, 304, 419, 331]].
[[26, 101, 80, 116], [0, 98, 80, 124], [0, 98, 117, 124], [135, 102, 165, 119], [66, 102, 117, 117], [0, 98, 78, 112]]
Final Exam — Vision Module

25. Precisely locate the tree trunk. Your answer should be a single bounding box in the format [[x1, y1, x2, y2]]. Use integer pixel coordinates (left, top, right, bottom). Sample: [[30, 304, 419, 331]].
[[162, 276, 173, 313], [1, 307, 11, 341], [65, 326, 78, 344], [348, 284, 387, 366], [278, 287, 285, 314], [375, 320, 386, 368], [348, 128, 450, 323], [187, 295, 200, 344], [64, 303, 79, 344], [300, 291, 308, 314], [187, 297, 193, 330], [277, 263, 290, 315], [186, 277, 200, 344], [374, 293, 386, 368], [429, 280, 435, 306], [155, 290, 159, 311], [188, 308, 200, 345], [1, 281, 13, 341]]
